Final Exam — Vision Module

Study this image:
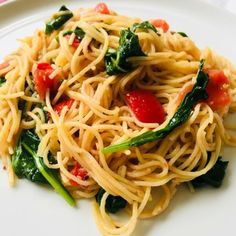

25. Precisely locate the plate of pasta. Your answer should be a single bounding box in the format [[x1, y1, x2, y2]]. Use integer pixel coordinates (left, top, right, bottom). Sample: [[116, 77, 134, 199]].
[[1, 0, 236, 236]]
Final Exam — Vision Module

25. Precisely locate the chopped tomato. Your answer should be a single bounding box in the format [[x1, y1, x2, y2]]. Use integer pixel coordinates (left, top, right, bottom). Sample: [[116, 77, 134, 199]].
[[125, 89, 165, 123], [205, 69, 231, 110], [0, 61, 10, 76], [65, 35, 80, 49], [207, 69, 229, 85], [94, 2, 110, 14], [0, 61, 9, 70], [33, 62, 59, 100], [53, 98, 74, 115], [69, 162, 88, 186], [71, 38, 80, 48], [150, 19, 169, 32]]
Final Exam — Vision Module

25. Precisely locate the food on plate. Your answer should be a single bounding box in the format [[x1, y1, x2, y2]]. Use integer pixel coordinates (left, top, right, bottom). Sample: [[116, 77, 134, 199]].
[[1, 2, 236, 235]]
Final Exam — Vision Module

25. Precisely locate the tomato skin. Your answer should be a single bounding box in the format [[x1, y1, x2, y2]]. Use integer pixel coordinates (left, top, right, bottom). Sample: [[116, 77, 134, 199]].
[[37, 62, 52, 70], [125, 90, 165, 124], [206, 69, 229, 85], [53, 99, 74, 115], [71, 38, 80, 48], [33, 63, 59, 100], [150, 19, 169, 32], [0, 61, 10, 76], [205, 69, 231, 110], [94, 2, 110, 14], [69, 162, 88, 186], [65, 35, 80, 48], [0, 61, 9, 70]]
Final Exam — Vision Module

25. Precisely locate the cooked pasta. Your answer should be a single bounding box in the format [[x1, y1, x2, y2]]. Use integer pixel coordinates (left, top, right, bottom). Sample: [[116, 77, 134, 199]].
[[1, 3, 236, 236]]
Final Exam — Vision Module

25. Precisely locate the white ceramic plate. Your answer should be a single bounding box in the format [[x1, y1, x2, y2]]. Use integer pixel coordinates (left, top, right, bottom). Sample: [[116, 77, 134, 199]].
[[1, 1, 236, 236]]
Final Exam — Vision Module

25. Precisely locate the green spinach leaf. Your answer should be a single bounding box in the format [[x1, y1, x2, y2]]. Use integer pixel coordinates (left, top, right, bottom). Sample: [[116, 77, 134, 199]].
[[191, 157, 228, 188], [12, 136, 47, 184], [177, 32, 188, 37], [0, 76, 6, 87], [63, 26, 85, 40], [12, 130, 76, 206], [131, 21, 158, 34], [105, 28, 145, 75], [45, 5, 73, 35], [95, 188, 127, 213]]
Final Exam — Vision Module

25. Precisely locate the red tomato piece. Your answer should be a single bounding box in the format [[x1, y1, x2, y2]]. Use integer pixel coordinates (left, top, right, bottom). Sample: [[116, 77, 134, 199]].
[[205, 69, 231, 110], [206, 69, 229, 85], [53, 99, 74, 116], [69, 162, 88, 186], [71, 38, 80, 48], [33, 62, 59, 100], [150, 19, 169, 32], [94, 2, 110, 14], [65, 35, 81, 49], [0, 61, 10, 76], [0, 61, 9, 70], [37, 62, 52, 70], [125, 89, 165, 123]]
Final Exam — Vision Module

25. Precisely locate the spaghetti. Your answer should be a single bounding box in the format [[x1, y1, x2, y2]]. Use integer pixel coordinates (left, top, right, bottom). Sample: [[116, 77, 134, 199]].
[[1, 2, 236, 236]]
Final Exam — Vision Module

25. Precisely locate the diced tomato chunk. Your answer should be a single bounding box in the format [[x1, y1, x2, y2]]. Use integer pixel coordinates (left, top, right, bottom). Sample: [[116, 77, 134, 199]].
[[65, 35, 81, 49], [206, 69, 229, 85], [33, 62, 59, 100], [0, 61, 10, 76], [71, 38, 80, 48], [94, 2, 110, 14], [150, 19, 169, 32], [69, 162, 88, 186], [53, 98, 74, 115], [125, 89, 165, 123], [0, 61, 9, 70], [205, 69, 231, 110], [37, 62, 52, 70]]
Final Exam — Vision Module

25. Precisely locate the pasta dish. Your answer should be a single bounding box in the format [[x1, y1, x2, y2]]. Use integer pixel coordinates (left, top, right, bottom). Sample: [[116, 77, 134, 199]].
[[0, 2, 236, 236]]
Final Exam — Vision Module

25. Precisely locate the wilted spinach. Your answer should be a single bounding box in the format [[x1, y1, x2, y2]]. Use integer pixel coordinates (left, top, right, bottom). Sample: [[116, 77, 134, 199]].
[[12, 130, 76, 206], [105, 28, 145, 75], [131, 21, 158, 34], [63, 26, 85, 40], [0, 76, 6, 87], [177, 32, 188, 37], [191, 158, 229, 188], [95, 188, 127, 213], [45, 5, 73, 34]]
